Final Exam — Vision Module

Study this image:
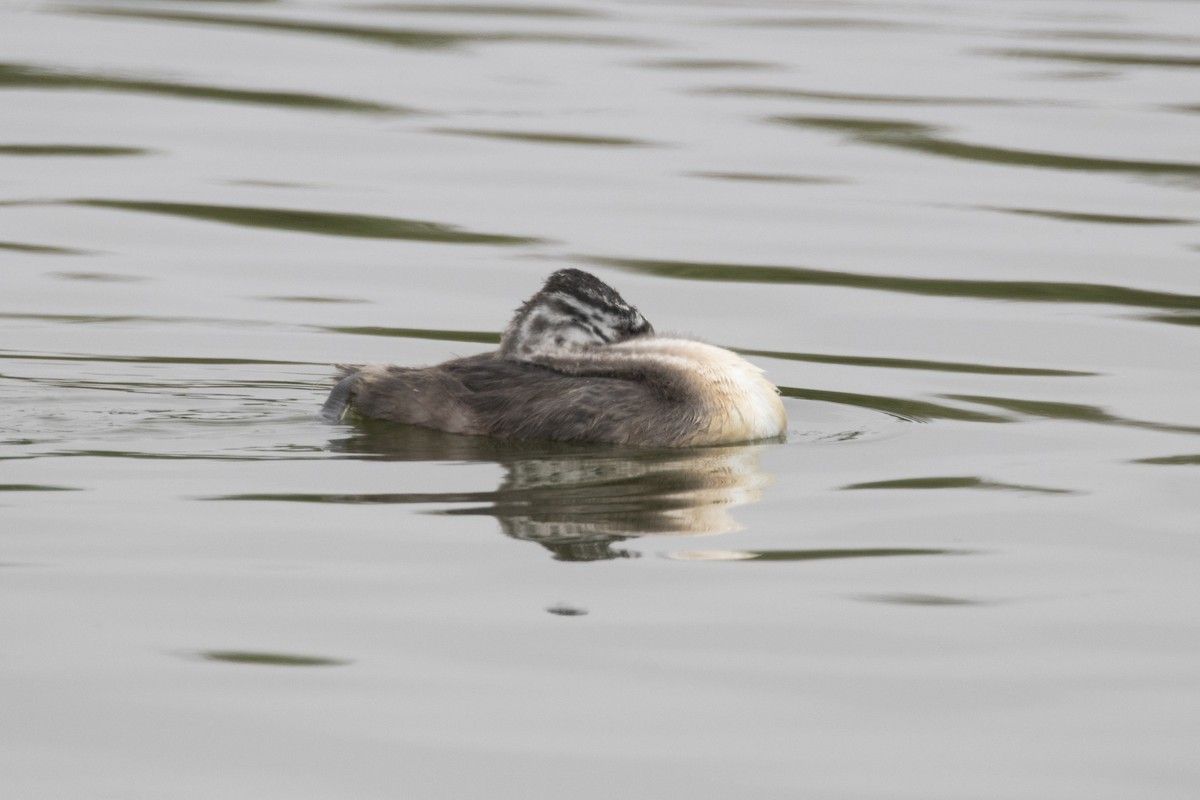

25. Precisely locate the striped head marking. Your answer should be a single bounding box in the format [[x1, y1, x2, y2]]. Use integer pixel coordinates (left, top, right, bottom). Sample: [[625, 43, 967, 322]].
[[499, 269, 654, 361]]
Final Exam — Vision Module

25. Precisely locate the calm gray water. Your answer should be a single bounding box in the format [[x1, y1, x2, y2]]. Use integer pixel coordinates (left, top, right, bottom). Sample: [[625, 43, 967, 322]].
[[2, 0, 1199, 797]]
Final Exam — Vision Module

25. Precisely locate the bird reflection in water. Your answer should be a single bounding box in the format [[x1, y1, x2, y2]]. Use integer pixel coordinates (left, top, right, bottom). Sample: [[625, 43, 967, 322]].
[[327, 421, 774, 562]]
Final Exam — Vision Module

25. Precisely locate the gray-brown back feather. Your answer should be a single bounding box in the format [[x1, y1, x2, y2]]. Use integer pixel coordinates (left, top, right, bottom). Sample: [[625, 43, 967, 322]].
[[446, 354, 698, 445], [339, 363, 477, 434], [331, 353, 701, 446]]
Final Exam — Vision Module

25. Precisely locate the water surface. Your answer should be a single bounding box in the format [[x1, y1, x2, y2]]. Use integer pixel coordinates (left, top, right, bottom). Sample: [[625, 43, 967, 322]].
[[2, 1, 1198, 798]]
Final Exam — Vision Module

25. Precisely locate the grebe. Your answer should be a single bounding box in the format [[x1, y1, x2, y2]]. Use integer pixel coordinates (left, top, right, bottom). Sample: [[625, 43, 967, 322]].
[[320, 269, 786, 447]]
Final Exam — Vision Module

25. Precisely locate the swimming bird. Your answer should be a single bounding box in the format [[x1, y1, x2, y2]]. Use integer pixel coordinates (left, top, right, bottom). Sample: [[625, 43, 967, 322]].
[[320, 269, 786, 446]]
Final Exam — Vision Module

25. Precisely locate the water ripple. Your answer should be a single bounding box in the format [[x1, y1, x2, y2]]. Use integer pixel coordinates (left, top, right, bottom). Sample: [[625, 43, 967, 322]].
[[983, 48, 1200, 69], [731, 16, 920, 32], [50, 272, 145, 283], [840, 475, 1076, 494], [0, 144, 151, 157], [0, 241, 95, 255], [61, 199, 545, 245], [665, 548, 967, 562], [72, 9, 651, 50], [429, 128, 658, 147], [687, 172, 845, 185], [1132, 454, 1200, 466], [741, 348, 1093, 377], [585, 256, 1200, 313], [192, 650, 352, 667], [980, 206, 1194, 226], [0, 350, 315, 366], [1143, 313, 1200, 328], [780, 387, 1012, 424], [322, 326, 500, 343], [699, 85, 1027, 106], [772, 116, 1200, 182], [854, 593, 985, 606], [638, 59, 778, 71], [945, 395, 1200, 436], [0, 484, 81, 492], [1022, 29, 1200, 46], [358, 3, 603, 18], [0, 62, 405, 115]]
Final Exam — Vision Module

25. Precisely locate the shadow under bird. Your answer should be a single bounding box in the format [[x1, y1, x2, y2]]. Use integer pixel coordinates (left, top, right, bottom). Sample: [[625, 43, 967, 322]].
[[320, 269, 786, 447]]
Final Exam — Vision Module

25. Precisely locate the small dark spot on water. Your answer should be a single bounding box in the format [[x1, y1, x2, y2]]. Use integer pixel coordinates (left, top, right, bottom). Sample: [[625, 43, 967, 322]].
[[547, 603, 588, 616], [635, 58, 778, 71], [227, 179, 319, 189], [688, 171, 846, 185], [192, 650, 352, 667], [854, 593, 985, 607], [257, 295, 370, 304], [50, 272, 147, 283]]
